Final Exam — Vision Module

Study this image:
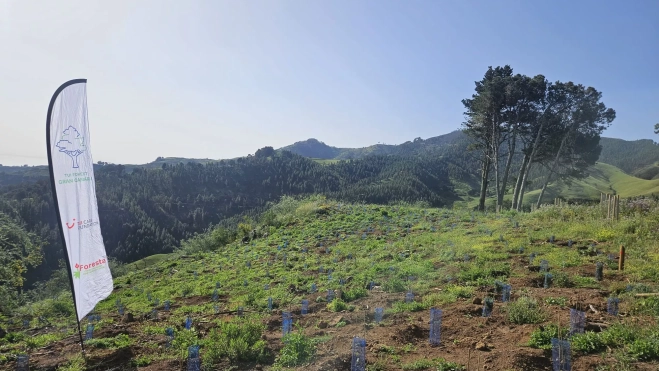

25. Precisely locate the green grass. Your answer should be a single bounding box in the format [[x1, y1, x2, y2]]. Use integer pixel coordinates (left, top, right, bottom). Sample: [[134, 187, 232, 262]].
[[5, 196, 659, 369], [523, 162, 659, 202]]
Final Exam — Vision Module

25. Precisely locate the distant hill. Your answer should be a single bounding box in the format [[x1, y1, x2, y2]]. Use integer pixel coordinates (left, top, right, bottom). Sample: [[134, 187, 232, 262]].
[[598, 138, 659, 179], [279, 130, 469, 160]]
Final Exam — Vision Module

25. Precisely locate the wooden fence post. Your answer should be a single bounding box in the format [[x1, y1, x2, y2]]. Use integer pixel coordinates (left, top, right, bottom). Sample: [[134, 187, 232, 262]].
[[619, 245, 625, 271]]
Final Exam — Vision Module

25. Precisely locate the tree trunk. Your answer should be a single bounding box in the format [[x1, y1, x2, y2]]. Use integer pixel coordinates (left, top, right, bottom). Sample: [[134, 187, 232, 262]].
[[498, 132, 517, 208], [511, 153, 529, 210], [478, 156, 490, 211], [536, 133, 570, 208], [517, 161, 533, 211], [492, 119, 500, 212]]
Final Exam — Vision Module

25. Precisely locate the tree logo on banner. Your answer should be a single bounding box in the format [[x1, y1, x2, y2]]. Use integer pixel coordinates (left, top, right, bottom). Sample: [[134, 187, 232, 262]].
[[56, 126, 86, 169]]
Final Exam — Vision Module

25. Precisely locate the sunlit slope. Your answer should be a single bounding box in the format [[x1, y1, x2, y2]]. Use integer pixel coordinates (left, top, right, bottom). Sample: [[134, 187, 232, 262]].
[[524, 162, 659, 202]]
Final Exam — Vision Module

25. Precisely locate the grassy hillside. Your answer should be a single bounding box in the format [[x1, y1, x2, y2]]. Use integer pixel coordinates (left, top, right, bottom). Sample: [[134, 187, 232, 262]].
[[523, 163, 659, 204], [598, 138, 659, 178], [3, 197, 659, 370]]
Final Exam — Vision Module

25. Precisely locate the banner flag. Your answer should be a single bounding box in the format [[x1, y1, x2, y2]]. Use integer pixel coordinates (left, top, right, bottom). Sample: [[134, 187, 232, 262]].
[[46, 79, 113, 322]]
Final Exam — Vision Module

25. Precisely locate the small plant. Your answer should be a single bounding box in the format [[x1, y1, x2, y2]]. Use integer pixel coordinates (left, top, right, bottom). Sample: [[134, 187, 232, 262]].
[[341, 287, 368, 303], [507, 296, 545, 324], [203, 316, 267, 363], [274, 331, 315, 367], [401, 357, 464, 371], [552, 272, 573, 288], [529, 324, 567, 349], [85, 334, 132, 349], [327, 298, 348, 312], [545, 296, 567, 306], [571, 331, 605, 354]]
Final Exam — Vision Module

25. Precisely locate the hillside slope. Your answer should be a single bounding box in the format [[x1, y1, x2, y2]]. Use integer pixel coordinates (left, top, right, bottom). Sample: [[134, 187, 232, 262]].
[[523, 162, 659, 202], [598, 137, 659, 179], [3, 198, 659, 370]]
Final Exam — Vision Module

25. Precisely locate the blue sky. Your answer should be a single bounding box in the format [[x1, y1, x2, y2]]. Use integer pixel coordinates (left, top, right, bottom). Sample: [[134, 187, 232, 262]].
[[1, 0, 657, 165]]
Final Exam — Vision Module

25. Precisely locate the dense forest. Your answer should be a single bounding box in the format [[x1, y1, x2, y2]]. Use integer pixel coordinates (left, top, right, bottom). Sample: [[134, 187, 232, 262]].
[[0, 149, 458, 290]]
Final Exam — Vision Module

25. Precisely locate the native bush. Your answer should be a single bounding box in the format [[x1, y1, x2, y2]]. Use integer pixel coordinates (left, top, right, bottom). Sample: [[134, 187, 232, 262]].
[[203, 316, 267, 363], [528, 324, 568, 349], [507, 296, 545, 324], [274, 331, 315, 367]]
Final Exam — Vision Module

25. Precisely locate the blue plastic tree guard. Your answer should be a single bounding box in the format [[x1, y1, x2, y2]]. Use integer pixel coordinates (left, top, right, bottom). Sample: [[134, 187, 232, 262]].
[[429, 308, 442, 346], [607, 297, 619, 316], [374, 308, 384, 324], [544, 273, 553, 289], [166, 327, 174, 348], [85, 324, 94, 340], [327, 290, 335, 302], [405, 292, 414, 303], [215, 282, 221, 289], [187, 345, 201, 371], [518, 247, 524, 254], [185, 317, 192, 330], [529, 253, 536, 265], [569, 309, 585, 336], [118, 304, 124, 315], [568, 239, 573, 247], [154, 298, 160, 306], [596, 262, 604, 281], [551, 338, 572, 371], [550, 235, 555, 243], [282, 312, 293, 336], [494, 281, 504, 294], [540, 260, 549, 272], [351, 337, 366, 371], [164, 300, 171, 311], [212, 289, 219, 302], [237, 307, 244, 316], [301, 300, 309, 315], [151, 309, 158, 320], [482, 297, 494, 317], [502, 284, 512, 302], [16, 354, 28, 371]]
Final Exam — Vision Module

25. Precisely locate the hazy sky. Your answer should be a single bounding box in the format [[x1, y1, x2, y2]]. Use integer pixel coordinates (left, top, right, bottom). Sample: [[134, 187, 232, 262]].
[[1, 0, 658, 166]]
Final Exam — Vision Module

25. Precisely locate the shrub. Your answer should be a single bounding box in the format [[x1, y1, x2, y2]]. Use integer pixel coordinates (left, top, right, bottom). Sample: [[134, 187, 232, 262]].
[[571, 331, 605, 354], [628, 338, 659, 361], [506, 296, 545, 324], [327, 299, 348, 312], [203, 316, 267, 363], [528, 324, 566, 349], [342, 287, 369, 301], [552, 272, 573, 288], [274, 331, 315, 367], [633, 296, 659, 316]]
